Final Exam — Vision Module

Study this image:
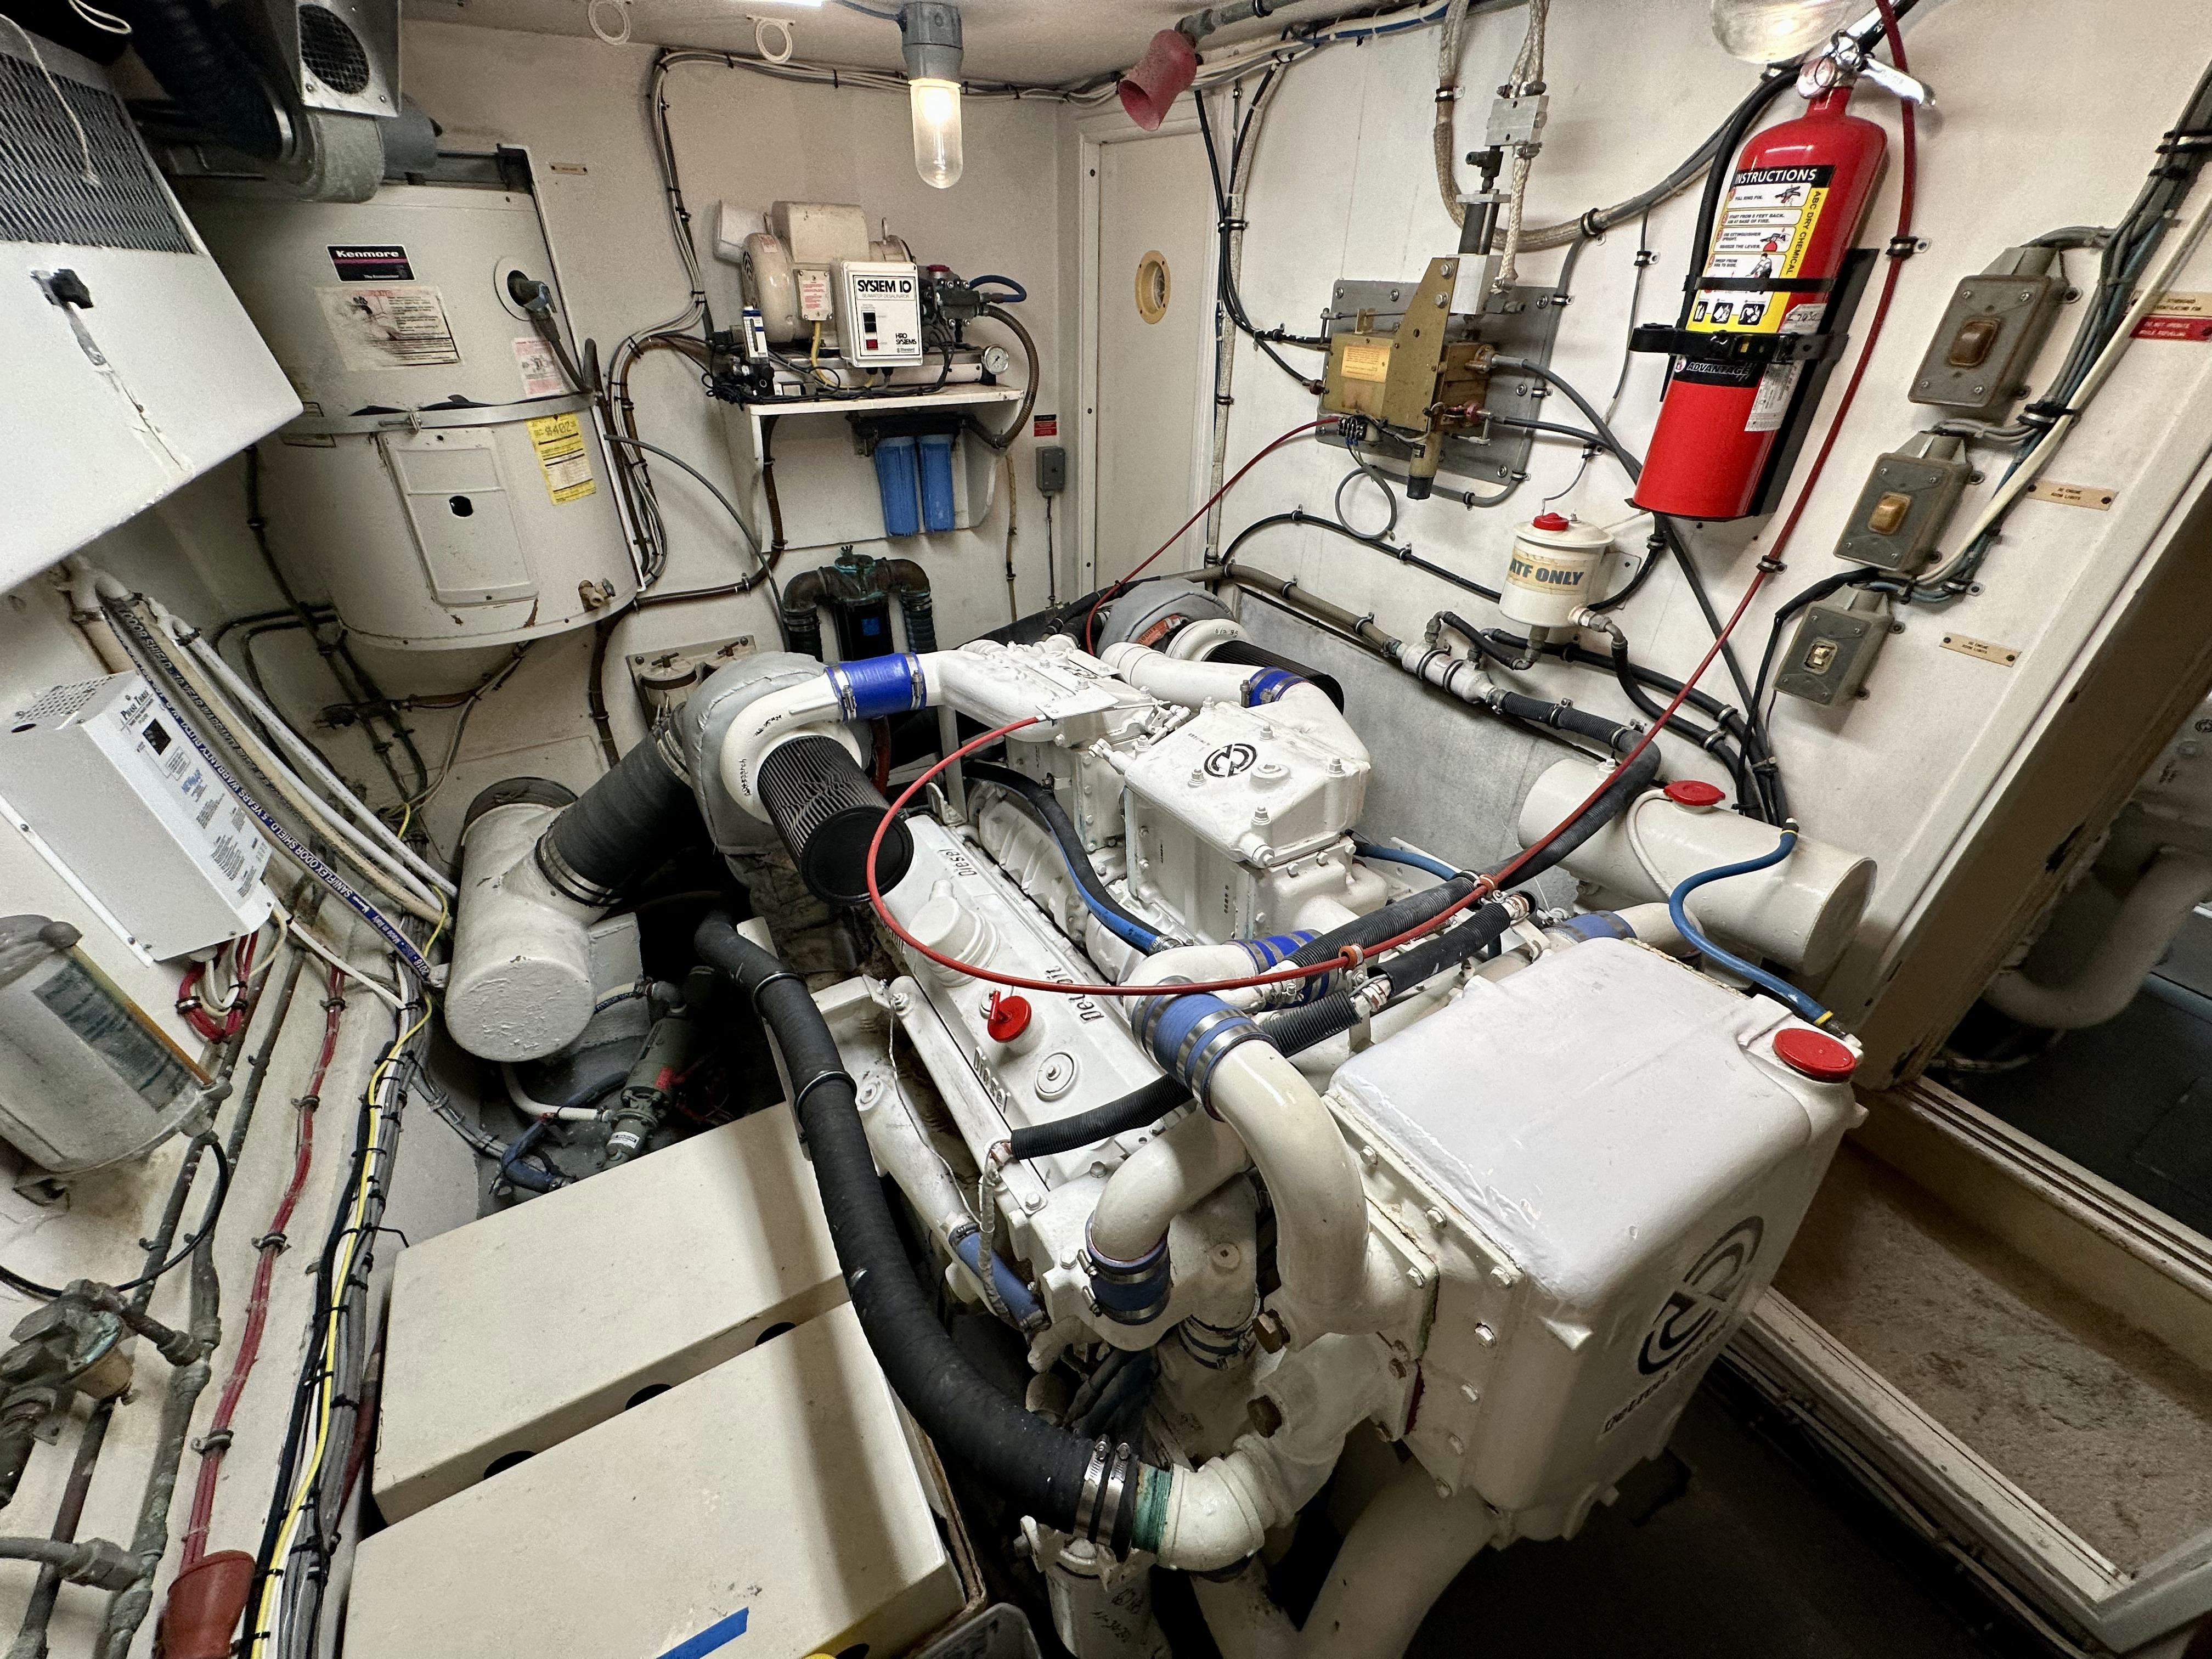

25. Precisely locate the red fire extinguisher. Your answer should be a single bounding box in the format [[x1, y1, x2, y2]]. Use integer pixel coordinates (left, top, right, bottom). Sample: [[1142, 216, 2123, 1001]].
[[1633, 86, 1887, 521]]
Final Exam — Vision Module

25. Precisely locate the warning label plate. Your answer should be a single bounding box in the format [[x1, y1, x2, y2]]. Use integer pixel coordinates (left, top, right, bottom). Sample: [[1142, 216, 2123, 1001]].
[[318, 285, 461, 370], [526, 411, 597, 505]]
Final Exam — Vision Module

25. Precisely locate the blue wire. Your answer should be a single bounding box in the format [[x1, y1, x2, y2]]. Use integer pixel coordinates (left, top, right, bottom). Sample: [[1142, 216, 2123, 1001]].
[[1353, 838, 1461, 883], [1667, 832, 1837, 1027]]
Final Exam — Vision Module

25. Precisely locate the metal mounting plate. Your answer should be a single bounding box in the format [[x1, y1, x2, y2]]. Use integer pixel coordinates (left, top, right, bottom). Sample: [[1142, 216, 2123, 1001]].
[[1317, 278, 1565, 491]]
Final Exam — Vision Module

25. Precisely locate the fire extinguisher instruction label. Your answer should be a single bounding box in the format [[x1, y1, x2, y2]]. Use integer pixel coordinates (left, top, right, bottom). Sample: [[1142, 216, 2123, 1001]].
[[1689, 163, 1835, 337]]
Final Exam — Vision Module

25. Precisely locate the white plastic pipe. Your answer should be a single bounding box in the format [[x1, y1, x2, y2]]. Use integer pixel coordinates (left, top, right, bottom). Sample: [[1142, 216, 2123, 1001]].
[[1205, 1042, 1410, 1342], [1293, 1456, 1502, 1659], [1153, 1334, 1398, 1571], [1984, 848, 2212, 1030], [1517, 758, 1874, 975], [1099, 642, 1370, 771], [1090, 1108, 1250, 1263]]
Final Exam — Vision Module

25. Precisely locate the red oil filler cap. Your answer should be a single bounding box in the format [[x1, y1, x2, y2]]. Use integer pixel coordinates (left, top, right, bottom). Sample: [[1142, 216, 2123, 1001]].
[[1663, 779, 1726, 809], [1773, 1026, 1857, 1084], [1531, 511, 1572, 532], [986, 992, 1032, 1044]]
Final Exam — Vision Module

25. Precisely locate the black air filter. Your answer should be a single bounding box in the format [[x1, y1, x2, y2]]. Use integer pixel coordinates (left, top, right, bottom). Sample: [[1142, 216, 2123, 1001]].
[[757, 734, 912, 905]]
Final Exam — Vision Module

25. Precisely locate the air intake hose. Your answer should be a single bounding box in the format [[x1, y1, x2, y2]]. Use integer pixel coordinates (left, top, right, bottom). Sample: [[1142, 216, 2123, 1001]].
[[534, 727, 695, 906], [1200, 637, 1344, 712], [111, 0, 285, 160], [695, 916, 1162, 1553]]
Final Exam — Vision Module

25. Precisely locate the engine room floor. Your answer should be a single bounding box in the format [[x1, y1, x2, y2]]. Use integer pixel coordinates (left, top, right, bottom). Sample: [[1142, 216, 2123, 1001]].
[[1396, 1373, 2046, 1659], [1772, 1139, 2212, 1572], [1945, 970, 2212, 1238]]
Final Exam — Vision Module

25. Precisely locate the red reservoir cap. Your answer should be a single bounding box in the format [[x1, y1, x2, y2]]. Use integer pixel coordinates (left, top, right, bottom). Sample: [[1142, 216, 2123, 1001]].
[[1662, 779, 1726, 809], [1530, 512, 1572, 532], [1773, 1026, 1857, 1083], [985, 993, 1032, 1043]]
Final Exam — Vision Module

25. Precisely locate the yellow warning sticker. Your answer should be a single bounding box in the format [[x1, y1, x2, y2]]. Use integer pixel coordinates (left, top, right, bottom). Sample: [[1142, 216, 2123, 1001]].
[[526, 411, 597, 505], [1340, 341, 1392, 383], [1689, 164, 1835, 337]]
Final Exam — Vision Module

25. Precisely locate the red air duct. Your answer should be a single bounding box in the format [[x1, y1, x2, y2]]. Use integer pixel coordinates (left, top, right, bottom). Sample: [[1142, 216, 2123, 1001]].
[[1633, 87, 1886, 521], [1119, 29, 1198, 131]]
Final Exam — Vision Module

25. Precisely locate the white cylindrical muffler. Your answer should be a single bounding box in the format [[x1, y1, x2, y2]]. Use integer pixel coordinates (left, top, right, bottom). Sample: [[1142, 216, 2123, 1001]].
[[1516, 758, 1875, 976]]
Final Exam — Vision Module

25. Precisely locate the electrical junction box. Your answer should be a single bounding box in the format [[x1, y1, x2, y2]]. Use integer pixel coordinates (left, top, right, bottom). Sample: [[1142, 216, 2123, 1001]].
[[349, 1304, 964, 1659], [1329, 939, 1861, 1538], [1036, 443, 1068, 494], [1775, 602, 1888, 706], [1908, 245, 2065, 417], [1, 675, 271, 961], [796, 265, 835, 324], [1834, 435, 1970, 573], [837, 259, 926, 365]]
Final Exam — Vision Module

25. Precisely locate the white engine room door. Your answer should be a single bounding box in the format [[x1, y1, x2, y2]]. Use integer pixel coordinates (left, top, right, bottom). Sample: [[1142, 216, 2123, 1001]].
[[1087, 128, 1216, 590]]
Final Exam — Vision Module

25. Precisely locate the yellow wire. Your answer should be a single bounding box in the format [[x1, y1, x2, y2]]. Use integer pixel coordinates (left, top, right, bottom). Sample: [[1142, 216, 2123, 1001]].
[[250, 993, 433, 1647], [809, 318, 822, 369]]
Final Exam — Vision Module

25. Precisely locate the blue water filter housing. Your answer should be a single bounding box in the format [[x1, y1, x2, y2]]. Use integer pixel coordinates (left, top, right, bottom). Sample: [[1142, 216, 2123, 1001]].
[[918, 433, 957, 532], [873, 436, 921, 537]]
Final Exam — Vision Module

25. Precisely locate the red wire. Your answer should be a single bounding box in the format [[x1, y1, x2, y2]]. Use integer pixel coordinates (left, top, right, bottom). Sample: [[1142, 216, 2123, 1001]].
[[179, 964, 346, 1571], [1081, 416, 1340, 652]]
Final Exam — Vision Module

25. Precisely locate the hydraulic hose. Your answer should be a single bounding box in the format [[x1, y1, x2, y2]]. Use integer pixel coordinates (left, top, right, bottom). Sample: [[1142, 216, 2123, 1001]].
[[969, 304, 1040, 452], [695, 916, 1160, 1551], [1488, 691, 1636, 754], [965, 761, 1168, 954]]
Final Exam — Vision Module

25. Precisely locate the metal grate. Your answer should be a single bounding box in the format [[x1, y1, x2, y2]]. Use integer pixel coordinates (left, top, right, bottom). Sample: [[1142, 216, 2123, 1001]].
[[11, 678, 108, 727], [0, 50, 191, 252], [297, 4, 371, 95]]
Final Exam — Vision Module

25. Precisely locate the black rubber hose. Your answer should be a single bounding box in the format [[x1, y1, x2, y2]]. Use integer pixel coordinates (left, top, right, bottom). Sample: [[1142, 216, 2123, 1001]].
[[112, 0, 284, 160], [695, 916, 1149, 1542], [1517, 743, 1662, 885], [1602, 634, 1769, 820], [1434, 611, 1534, 674], [1286, 876, 1479, 970], [536, 732, 694, 902], [1007, 1075, 1188, 1163], [963, 762, 1166, 947], [1489, 692, 1636, 754], [1261, 900, 1517, 1052]]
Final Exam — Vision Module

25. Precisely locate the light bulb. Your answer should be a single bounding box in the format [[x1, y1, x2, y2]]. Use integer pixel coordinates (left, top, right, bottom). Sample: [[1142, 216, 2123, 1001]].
[[910, 77, 963, 190]]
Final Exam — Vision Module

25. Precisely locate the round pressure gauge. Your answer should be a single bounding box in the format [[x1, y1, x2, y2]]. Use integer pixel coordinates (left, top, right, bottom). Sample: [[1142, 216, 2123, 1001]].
[[980, 344, 1013, 376]]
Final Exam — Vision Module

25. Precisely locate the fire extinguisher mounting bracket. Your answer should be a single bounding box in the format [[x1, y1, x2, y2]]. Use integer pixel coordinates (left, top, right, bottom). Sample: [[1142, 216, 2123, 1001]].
[[1627, 324, 1847, 368]]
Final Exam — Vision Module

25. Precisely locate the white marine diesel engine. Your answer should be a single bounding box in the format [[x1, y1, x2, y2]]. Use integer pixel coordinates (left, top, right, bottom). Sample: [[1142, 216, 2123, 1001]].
[[442, 619, 1871, 1659]]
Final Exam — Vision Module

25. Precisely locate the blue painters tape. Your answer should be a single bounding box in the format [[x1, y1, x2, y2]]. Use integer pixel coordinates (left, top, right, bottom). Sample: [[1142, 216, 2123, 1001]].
[[657, 1605, 749, 1659]]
